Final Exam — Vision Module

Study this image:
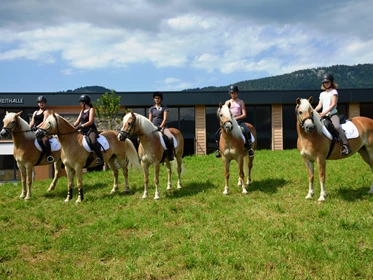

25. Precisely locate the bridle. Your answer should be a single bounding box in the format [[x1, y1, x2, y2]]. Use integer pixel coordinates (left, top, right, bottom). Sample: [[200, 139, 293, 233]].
[[296, 106, 314, 129], [2, 117, 32, 135], [118, 115, 137, 139], [36, 114, 77, 137]]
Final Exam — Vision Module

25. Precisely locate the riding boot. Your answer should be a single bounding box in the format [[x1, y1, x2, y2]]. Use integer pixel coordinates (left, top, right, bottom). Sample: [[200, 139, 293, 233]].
[[215, 140, 221, 158], [245, 140, 255, 157], [166, 139, 174, 161], [94, 143, 104, 166], [43, 137, 54, 163]]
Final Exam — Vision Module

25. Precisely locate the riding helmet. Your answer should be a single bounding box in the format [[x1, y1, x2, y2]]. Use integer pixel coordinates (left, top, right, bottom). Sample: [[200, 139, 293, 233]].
[[153, 91, 163, 100], [229, 85, 239, 93], [321, 73, 334, 83], [78, 94, 92, 104], [37, 95, 47, 103]]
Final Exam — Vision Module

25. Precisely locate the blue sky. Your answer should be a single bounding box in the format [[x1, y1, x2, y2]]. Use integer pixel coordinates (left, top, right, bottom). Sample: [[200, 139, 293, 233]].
[[1, 0, 372, 92]]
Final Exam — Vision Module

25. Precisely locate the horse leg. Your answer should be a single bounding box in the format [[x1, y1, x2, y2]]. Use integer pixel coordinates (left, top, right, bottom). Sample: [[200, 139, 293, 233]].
[[247, 156, 254, 185], [317, 158, 327, 202], [17, 163, 27, 199], [303, 158, 315, 199], [238, 158, 247, 194], [176, 155, 182, 189], [47, 159, 62, 192], [142, 162, 150, 199], [64, 166, 75, 203], [107, 158, 119, 194], [153, 164, 160, 200], [358, 147, 373, 194], [223, 158, 230, 195], [75, 168, 84, 204], [165, 161, 172, 190], [25, 165, 33, 200]]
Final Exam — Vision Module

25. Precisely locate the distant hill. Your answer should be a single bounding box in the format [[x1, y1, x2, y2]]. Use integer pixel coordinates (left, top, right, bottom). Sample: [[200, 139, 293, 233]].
[[184, 63, 373, 91], [64, 86, 111, 93]]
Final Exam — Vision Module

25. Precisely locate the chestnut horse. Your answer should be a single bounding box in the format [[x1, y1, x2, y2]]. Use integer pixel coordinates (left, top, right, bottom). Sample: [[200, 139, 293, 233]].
[[217, 103, 257, 195], [118, 111, 184, 200], [296, 97, 373, 201], [35, 112, 140, 203], [0, 111, 62, 200]]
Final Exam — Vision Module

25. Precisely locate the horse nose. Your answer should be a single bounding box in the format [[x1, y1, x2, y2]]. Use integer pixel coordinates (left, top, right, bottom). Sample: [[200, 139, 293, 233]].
[[118, 131, 127, 141], [304, 123, 315, 133]]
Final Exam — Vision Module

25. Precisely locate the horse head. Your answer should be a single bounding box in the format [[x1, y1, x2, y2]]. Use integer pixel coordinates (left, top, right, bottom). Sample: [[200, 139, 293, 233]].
[[118, 111, 137, 141], [218, 103, 234, 133], [296, 97, 317, 133], [35, 111, 59, 139], [0, 111, 26, 138]]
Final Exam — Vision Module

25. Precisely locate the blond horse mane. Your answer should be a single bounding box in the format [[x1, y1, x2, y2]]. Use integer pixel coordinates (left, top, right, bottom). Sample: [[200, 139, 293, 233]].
[[4, 112, 34, 140], [219, 104, 243, 139], [298, 98, 323, 134], [123, 112, 158, 135]]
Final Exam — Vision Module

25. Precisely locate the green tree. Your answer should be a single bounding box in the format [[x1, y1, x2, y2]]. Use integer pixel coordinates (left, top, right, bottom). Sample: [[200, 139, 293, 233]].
[[93, 90, 122, 130]]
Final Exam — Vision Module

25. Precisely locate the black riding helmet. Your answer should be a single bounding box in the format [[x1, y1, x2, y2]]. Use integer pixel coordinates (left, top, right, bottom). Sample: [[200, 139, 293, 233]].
[[153, 91, 163, 101], [78, 94, 92, 104], [321, 73, 334, 83], [37, 95, 47, 103], [229, 85, 239, 93]]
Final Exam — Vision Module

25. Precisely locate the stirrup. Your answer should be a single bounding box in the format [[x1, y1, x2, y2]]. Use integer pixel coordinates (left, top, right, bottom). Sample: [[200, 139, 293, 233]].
[[248, 149, 255, 157], [47, 155, 54, 163], [341, 145, 351, 155], [96, 158, 104, 165], [215, 150, 221, 158]]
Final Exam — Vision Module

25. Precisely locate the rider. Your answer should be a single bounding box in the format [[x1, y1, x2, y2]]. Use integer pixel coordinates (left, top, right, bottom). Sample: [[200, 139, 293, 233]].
[[215, 85, 254, 158], [73, 94, 104, 166], [29, 95, 54, 163], [148, 91, 174, 161], [314, 73, 351, 155]]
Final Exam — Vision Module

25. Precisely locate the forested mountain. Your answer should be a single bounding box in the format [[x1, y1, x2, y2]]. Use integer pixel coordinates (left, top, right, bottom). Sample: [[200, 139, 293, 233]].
[[64, 85, 111, 93], [184, 63, 373, 91], [65, 64, 372, 93]]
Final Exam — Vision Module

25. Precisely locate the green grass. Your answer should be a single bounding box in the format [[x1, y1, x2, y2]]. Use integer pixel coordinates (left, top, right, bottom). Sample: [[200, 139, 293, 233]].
[[1, 149, 373, 279]]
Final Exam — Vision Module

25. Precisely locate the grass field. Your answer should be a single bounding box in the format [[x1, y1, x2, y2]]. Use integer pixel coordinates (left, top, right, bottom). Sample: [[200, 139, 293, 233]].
[[1, 149, 373, 279]]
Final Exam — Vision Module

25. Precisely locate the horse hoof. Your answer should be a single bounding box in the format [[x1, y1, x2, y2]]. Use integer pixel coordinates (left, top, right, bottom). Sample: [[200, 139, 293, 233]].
[[223, 191, 228, 195], [123, 190, 130, 194]]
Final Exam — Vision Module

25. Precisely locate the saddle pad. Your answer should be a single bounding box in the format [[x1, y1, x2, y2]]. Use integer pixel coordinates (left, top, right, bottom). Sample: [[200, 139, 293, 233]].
[[82, 135, 110, 153], [159, 133, 178, 150], [34, 137, 61, 152], [322, 120, 359, 140], [341, 120, 359, 139]]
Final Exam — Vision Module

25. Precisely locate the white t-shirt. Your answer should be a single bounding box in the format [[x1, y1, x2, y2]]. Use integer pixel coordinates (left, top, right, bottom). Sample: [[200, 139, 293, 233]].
[[319, 89, 338, 116]]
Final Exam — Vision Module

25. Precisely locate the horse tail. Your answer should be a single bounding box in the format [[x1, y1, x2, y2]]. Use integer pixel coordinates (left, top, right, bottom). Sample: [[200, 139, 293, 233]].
[[124, 139, 141, 170]]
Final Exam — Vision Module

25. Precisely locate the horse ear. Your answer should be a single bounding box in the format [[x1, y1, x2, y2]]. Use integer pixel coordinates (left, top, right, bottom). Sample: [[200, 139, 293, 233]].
[[308, 96, 313, 104], [296, 98, 301, 105], [227, 102, 231, 108], [219, 102, 222, 108], [130, 110, 135, 117], [16, 111, 22, 117]]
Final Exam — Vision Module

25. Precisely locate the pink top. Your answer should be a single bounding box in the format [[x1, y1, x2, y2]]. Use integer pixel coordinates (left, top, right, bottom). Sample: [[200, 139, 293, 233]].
[[230, 101, 242, 118]]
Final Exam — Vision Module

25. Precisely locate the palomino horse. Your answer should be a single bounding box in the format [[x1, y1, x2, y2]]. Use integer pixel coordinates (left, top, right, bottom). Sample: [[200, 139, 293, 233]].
[[118, 111, 184, 200], [296, 97, 373, 201], [0, 111, 62, 200], [217, 103, 257, 195], [35, 112, 140, 203]]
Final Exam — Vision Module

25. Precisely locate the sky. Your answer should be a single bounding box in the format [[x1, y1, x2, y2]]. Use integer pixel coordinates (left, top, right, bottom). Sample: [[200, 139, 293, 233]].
[[1, 0, 372, 93]]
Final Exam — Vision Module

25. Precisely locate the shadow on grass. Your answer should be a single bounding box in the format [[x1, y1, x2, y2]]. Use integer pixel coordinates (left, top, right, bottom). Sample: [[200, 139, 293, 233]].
[[336, 186, 372, 202], [43, 182, 113, 199], [165, 180, 218, 199], [248, 178, 287, 194]]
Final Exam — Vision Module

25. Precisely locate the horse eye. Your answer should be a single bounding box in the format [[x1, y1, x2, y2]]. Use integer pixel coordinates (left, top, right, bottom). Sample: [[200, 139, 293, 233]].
[[298, 111, 303, 115]]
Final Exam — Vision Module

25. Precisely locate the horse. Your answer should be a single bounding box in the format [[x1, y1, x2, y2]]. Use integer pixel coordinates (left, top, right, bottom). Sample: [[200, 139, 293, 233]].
[[118, 111, 184, 200], [217, 102, 257, 195], [0, 111, 62, 200], [35, 112, 141, 203], [296, 96, 373, 202]]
